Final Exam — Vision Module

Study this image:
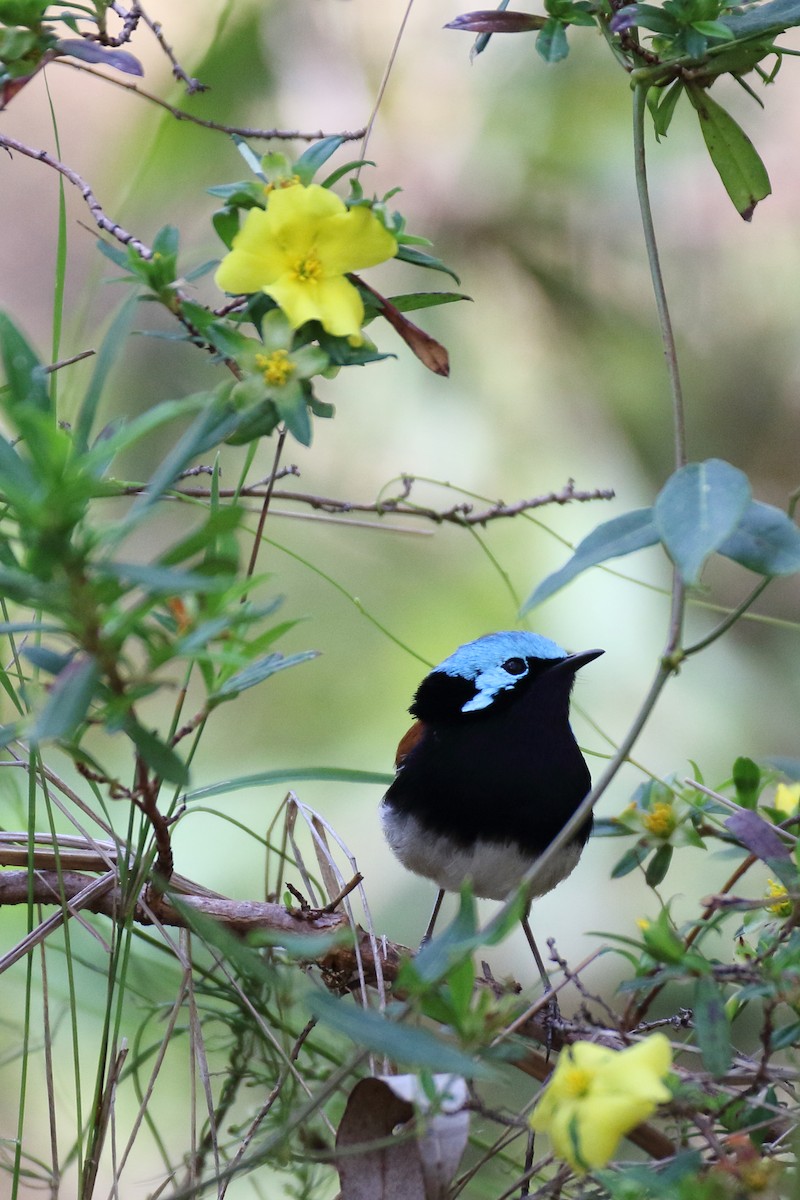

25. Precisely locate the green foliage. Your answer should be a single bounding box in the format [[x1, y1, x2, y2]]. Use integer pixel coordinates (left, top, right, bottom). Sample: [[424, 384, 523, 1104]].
[[525, 457, 800, 609]]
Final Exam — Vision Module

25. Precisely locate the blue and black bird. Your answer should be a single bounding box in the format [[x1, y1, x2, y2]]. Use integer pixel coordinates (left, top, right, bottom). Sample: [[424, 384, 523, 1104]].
[[381, 631, 603, 980]]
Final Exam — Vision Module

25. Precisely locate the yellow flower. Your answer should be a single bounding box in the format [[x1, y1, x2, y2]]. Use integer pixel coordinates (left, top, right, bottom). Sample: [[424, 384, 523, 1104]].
[[215, 184, 397, 341], [641, 799, 676, 838], [765, 878, 792, 918], [774, 783, 800, 817], [530, 1034, 672, 1173]]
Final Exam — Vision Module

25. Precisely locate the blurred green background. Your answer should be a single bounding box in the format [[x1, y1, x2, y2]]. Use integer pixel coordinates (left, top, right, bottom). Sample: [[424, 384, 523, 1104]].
[[2, 0, 800, 1193]]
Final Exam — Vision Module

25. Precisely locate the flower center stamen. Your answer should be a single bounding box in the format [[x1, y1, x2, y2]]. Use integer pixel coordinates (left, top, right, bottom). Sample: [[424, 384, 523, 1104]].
[[563, 1066, 593, 1098], [255, 349, 296, 387], [291, 253, 323, 284]]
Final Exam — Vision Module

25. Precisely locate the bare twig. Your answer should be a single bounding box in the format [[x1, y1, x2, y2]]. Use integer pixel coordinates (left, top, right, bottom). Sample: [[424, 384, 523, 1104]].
[[61, 60, 366, 141]]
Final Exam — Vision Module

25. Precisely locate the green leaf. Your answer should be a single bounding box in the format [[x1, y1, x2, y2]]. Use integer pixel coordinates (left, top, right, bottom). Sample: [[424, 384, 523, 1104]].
[[722, 0, 800, 38], [686, 84, 771, 221], [732, 756, 761, 809], [536, 16, 569, 60], [0, 312, 49, 413], [123, 399, 240, 526], [319, 159, 375, 189], [294, 136, 346, 185], [718, 500, 800, 576], [693, 975, 732, 1076], [73, 292, 138, 456], [690, 19, 734, 38], [124, 716, 188, 785], [184, 767, 393, 803], [387, 292, 471, 312], [394, 245, 461, 284], [645, 843, 673, 887], [522, 508, 659, 611], [654, 459, 751, 586], [92, 561, 230, 595], [308, 989, 491, 1078], [212, 650, 319, 700], [611, 842, 650, 878], [29, 655, 98, 742], [275, 389, 312, 446], [231, 134, 267, 181], [649, 79, 684, 141]]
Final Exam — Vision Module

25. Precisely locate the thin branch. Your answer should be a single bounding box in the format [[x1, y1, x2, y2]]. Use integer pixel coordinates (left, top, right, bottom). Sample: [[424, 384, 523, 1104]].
[[60, 60, 367, 141], [168, 475, 615, 527], [0, 132, 153, 259]]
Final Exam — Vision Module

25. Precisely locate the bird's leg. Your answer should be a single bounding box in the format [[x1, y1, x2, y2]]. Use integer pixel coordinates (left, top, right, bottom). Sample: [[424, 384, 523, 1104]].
[[521, 907, 560, 1047], [419, 888, 446, 948], [520, 909, 551, 990]]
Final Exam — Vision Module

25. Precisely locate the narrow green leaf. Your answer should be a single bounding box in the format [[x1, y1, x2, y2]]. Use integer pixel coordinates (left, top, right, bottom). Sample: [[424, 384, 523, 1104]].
[[686, 84, 771, 220], [231, 134, 267, 181], [654, 459, 751, 586], [92, 561, 230, 595], [294, 136, 346, 185], [308, 989, 491, 1078], [645, 843, 673, 887], [522, 508, 659, 612], [387, 292, 471, 312], [693, 975, 732, 1076], [125, 716, 188, 785], [611, 842, 650, 878], [81, 391, 230, 476], [319, 159, 374, 189], [718, 500, 800, 576], [650, 79, 683, 140], [0, 312, 49, 413], [394, 245, 461, 284], [73, 292, 138, 456], [212, 649, 319, 700], [123, 399, 240, 526], [30, 655, 98, 742], [185, 767, 394, 803]]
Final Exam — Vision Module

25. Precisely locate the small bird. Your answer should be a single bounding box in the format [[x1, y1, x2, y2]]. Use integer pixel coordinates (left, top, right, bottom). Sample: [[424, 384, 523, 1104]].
[[381, 631, 603, 981]]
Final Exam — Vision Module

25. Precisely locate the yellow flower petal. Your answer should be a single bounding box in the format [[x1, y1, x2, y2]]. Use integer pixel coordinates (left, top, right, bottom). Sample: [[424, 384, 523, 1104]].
[[530, 1035, 672, 1174], [264, 273, 365, 340], [774, 782, 800, 817]]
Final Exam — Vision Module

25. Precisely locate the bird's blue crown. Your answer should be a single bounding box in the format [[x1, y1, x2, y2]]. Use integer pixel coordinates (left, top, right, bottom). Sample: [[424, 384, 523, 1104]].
[[434, 631, 568, 714]]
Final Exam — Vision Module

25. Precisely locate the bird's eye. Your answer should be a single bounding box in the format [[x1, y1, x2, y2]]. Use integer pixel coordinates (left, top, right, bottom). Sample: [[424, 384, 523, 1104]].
[[502, 657, 527, 676]]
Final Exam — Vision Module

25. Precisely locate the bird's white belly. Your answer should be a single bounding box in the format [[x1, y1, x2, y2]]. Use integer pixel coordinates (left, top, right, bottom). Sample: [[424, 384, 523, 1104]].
[[380, 806, 583, 901]]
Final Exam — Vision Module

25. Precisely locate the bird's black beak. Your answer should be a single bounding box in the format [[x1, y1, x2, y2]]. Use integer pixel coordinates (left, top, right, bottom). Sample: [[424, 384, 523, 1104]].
[[559, 648, 604, 673]]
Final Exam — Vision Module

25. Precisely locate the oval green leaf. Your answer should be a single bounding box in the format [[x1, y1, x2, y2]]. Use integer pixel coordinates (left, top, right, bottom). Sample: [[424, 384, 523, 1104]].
[[718, 500, 800, 576], [654, 459, 750, 586], [522, 508, 658, 612]]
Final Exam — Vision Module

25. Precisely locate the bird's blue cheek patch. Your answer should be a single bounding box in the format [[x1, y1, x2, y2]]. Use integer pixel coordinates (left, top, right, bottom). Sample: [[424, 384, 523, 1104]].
[[461, 665, 520, 713]]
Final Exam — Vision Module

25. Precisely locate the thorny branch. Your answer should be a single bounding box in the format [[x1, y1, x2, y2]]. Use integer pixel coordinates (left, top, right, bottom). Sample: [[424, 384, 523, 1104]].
[[169, 475, 616, 528]]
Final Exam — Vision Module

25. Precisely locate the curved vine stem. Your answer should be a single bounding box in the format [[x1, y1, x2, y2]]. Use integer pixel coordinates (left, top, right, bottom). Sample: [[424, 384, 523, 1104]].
[[484, 84, 693, 941], [632, 82, 687, 472]]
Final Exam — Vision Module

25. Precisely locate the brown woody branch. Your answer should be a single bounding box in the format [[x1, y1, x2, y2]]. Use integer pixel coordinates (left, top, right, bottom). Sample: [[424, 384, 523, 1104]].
[[169, 475, 616, 527]]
